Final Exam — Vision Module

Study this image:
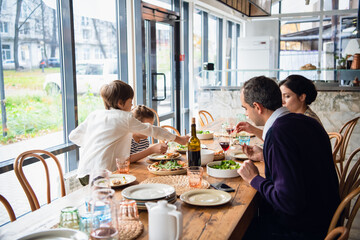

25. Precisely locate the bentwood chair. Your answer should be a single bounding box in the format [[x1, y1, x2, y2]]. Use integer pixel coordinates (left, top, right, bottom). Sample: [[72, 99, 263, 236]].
[[328, 187, 360, 235], [149, 108, 160, 144], [198, 110, 214, 127], [325, 226, 349, 240], [160, 125, 181, 143], [328, 132, 343, 178], [338, 147, 360, 201], [0, 194, 16, 222], [14, 150, 66, 211], [336, 116, 359, 175]]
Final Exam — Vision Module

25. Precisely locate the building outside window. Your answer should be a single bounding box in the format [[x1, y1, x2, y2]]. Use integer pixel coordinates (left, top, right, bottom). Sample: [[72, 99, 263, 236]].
[[1, 44, 11, 59], [0, 22, 9, 33]]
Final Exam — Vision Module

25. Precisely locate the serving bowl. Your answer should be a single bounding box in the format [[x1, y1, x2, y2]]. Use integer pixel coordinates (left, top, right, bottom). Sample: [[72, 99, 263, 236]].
[[200, 149, 214, 166], [206, 161, 241, 178], [196, 130, 214, 140]]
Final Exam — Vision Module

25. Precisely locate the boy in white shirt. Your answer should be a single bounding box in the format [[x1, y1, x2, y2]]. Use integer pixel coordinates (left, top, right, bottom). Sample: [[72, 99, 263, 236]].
[[69, 80, 189, 185]]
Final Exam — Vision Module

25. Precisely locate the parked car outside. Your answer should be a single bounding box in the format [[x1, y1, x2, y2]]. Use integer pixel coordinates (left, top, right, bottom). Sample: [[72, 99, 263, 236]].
[[39, 57, 61, 68], [43, 59, 118, 95], [2, 59, 25, 70]]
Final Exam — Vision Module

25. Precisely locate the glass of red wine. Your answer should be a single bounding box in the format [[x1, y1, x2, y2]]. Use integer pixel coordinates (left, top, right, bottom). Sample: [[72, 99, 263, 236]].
[[218, 135, 230, 159]]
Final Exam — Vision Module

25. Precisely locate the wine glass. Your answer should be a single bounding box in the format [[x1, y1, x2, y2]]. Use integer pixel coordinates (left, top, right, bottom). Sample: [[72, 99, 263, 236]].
[[218, 135, 230, 160]]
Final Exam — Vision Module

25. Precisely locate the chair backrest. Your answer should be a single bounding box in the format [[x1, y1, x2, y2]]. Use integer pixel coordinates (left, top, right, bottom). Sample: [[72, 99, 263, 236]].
[[198, 110, 214, 127], [149, 108, 160, 144], [339, 147, 360, 201], [161, 125, 180, 136], [328, 132, 343, 179], [13, 150, 66, 211], [328, 187, 360, 235], [337, 117, 359, 174], [0, 194, 16, 222], [325, 226, 349, 240]]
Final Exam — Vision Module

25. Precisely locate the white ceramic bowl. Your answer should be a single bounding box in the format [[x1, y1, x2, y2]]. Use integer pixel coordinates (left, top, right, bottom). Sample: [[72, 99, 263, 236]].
[[206, 161, 241, 178], [196, 130, 214, 140], [200, 149, 214, 166]]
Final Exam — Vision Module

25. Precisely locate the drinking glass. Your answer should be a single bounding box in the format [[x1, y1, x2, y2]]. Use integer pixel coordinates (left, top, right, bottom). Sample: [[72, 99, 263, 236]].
[[59, 206, 80, 230], [116, 199, 139, 222], [187, 166, 203, 188], [115, 157, 130, 174], [217, 135, 231, 159], [89, 169, 111, 190], [238, 135, 250, 145]]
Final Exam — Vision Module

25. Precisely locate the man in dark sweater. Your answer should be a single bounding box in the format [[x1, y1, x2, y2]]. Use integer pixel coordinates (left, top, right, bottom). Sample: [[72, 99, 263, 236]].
[[237, 76, 340, 239]]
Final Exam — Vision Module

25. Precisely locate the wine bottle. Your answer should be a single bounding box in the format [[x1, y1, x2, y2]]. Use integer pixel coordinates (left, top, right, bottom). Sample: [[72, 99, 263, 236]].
[[187, 117, 201, 166]]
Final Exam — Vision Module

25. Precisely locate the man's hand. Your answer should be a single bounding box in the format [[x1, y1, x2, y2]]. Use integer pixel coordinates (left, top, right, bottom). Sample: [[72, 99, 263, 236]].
[[149, 143, 168, 154], [241, 145, 264, 162], [237, 160, 259, 184], [235, 122, 264, 140], [175, 135, 190, 145]]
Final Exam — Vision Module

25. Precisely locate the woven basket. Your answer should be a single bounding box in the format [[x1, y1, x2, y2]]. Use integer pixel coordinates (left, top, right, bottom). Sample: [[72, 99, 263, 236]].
[[141, 175, 210, 196]]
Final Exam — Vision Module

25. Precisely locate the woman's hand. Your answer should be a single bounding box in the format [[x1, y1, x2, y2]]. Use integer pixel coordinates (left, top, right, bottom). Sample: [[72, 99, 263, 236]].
[[149, 143, 168, 154], [241, 145, 264, 162]]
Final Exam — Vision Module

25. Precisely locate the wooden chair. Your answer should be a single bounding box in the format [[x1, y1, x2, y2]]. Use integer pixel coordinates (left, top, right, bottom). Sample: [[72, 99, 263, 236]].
[[198, 110, 214, 127], [338, 147, 360, 201], [149, 108, 160, 144], [328, 187, 360, 235], [337, 116, 360, 175], [159, 125, 180, 143], [14, 150, 66, 211], [328, 132, 343, 179], [325, 226, 349, 240], [0, 194, 16, 222]]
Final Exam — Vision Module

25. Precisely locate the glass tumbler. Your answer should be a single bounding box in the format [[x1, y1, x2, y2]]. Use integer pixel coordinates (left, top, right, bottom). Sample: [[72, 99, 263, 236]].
[[89, 169, 111, 191], [117, 199, 139, 222], [187, 166, 203, 188], [59, 206, 80, 230]]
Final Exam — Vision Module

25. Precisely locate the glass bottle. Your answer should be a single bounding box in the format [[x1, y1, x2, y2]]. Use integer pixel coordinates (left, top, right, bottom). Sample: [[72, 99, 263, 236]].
[[187, 117, 201, 166]]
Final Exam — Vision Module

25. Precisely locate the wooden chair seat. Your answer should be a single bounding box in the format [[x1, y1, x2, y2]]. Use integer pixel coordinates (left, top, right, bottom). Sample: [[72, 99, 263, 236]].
[[198, 110, 214, 127], [0, 194, 16, 222], [14, 150, 66, 211], [328, 187, 360, 235]]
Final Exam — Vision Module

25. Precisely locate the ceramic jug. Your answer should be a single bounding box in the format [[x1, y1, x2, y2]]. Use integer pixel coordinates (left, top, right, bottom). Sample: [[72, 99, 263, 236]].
[[145, 200, 183, 240]]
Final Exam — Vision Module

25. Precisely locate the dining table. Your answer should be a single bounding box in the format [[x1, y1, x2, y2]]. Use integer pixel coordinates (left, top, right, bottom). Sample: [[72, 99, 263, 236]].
[[0, 123, 264, 240]]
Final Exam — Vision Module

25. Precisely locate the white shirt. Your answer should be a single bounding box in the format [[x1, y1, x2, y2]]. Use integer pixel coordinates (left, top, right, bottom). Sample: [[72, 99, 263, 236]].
[[262, 107, 290, 141], [69, 109, 176, 177]]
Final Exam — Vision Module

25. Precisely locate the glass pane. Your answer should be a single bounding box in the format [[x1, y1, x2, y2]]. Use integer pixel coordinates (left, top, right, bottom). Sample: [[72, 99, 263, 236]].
[[72, 0, 118, 124], [142, 0, 173, 11], [281, 1, 320, 14], [208, 15, 218, 86], [156, 22, 173, 116], [0, 0, 63, 157], [193, 9, 202, 102]]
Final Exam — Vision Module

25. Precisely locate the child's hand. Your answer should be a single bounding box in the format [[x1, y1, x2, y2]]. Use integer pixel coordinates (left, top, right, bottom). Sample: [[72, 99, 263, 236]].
[[150, 143, 168, 154], [174, 135, 190, 146]]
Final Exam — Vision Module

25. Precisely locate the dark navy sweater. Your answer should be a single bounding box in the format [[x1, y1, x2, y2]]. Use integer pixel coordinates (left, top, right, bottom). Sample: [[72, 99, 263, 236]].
[[250, 113, 340, 235]]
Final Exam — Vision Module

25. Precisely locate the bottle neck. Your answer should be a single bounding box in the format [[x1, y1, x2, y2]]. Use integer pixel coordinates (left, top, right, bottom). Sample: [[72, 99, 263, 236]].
[[191, 124, 197, 137]]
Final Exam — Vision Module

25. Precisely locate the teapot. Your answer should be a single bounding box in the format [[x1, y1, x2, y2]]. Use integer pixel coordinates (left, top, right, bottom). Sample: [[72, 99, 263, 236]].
[[145, 200, 183, 240]]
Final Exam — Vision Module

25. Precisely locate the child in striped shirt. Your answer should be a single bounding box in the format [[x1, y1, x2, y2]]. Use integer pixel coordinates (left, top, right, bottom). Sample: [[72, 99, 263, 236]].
[[129, 105, 168, 162]]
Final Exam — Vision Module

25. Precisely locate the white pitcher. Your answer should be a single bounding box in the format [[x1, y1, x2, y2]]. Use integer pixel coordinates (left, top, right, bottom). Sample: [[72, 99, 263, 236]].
[[145, 200, 183, 240]]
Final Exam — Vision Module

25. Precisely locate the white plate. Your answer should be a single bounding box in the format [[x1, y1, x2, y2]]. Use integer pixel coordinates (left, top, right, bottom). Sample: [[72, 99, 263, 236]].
[[230, 151, 248, 160], [148, 153, 182, 161], [110, 174, 136, 188], [122, 183, 175, 200], [180, 189, 232, 206], [18, 229, 88, 240]]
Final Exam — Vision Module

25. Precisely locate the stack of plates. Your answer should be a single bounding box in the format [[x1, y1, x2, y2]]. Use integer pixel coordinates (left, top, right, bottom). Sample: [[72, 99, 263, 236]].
[[121, 184, 176, 210]]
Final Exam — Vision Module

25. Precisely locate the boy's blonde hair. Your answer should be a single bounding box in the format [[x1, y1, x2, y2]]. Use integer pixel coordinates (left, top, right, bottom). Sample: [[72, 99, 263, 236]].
[[132, 105, 155, 122], [100, 80, 134, 110]]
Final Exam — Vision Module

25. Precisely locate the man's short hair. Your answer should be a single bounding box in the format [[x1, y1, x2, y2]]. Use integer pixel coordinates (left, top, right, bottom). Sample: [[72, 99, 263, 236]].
[[243, 76, 282, 111], [100, 80, 134, 110]]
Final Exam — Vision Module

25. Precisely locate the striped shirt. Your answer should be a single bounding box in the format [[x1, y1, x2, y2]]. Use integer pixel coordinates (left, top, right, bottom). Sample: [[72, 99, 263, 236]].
[[130, 138, 150, 154]]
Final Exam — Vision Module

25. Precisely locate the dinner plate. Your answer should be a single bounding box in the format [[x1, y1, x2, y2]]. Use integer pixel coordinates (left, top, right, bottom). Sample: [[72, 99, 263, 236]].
[[230, 151, 248, 160], [148, 153, 182, 161], [180, 189, 232, 206], [109, 174, 136, 188], [122, 183, 175, 200], [18, 229, 88, 240]]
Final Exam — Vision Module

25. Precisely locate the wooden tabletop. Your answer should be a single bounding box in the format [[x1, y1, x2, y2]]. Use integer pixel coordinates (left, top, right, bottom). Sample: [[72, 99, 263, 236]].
[[0, 137, 264, 240]]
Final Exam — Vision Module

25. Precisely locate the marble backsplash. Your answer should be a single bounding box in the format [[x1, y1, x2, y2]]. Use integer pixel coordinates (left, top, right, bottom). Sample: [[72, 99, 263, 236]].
[[196, 90, 360, 157]]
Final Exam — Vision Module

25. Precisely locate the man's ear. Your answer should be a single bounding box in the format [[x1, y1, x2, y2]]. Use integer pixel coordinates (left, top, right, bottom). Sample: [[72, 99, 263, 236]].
[[253, 102, 264, 114]]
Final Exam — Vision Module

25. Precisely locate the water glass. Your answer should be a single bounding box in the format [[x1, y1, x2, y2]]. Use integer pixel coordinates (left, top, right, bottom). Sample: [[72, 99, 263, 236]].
[[59, 206, 80, 230], [239, 135, 250, 145], [89, 169, 111, 190], [116, 157, 130, 174], [187, 166, 203, 188], [79, 211, 100, 236], [116, 199, 139, 222]]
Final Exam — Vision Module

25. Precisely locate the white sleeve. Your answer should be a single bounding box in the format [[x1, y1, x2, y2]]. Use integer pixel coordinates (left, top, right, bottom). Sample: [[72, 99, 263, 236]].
[[127, 115, 176, 141], [69, 118, 89, 146]]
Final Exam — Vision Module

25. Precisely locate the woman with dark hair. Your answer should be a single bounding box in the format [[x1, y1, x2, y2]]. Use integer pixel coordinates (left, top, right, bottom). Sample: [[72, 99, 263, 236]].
[[279, 74, 322, 125]]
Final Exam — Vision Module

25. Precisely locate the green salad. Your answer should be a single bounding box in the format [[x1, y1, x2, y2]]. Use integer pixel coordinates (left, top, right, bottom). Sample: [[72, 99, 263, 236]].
[[196, 130, 211, 134], [157, 160, 183, 170], [210, 160, 240, 170]]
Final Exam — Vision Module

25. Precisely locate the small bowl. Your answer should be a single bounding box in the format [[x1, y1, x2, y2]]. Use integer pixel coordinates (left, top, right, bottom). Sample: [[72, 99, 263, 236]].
[[196, 130, 214, 140], [200, 149, 214, 166], [206, 161, 241, 178]]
